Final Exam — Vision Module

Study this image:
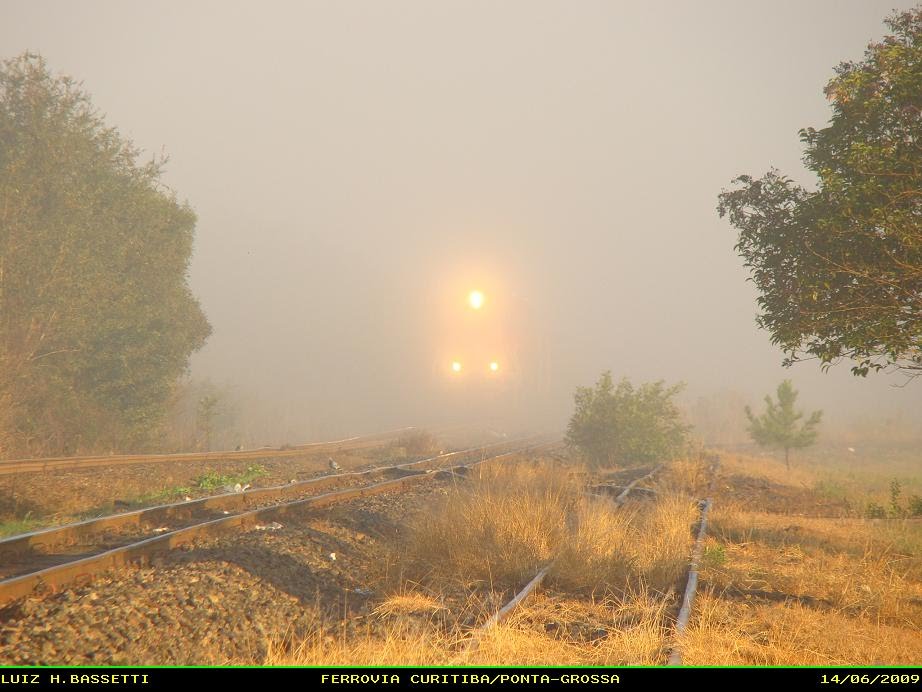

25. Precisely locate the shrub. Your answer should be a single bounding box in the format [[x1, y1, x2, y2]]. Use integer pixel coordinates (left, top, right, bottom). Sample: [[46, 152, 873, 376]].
[[908, 495, 922, 518], [565, 372, 689, 467], [864, 502, 886, 520]]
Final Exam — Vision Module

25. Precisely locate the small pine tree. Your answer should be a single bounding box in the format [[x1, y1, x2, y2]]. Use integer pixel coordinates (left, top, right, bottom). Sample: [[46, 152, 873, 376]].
[[197, 395, 220, 452], [744, 380, 822, 469]]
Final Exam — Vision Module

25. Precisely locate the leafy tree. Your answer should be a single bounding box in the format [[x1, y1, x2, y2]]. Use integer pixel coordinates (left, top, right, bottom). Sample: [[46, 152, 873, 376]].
[[566, 372, 689, 467], [744, 380, 822, 470], [0, 53, 211, 456], [717, 8, 922, 378]]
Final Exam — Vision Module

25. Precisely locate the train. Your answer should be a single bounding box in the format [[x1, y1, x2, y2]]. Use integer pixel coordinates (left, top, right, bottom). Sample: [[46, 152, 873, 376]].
[[428, 285, 550, 426]]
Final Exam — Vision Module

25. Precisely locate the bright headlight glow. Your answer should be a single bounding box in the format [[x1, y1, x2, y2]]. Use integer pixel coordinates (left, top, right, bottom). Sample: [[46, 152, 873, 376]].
[[489, 361, 499, 372], [451, 361, 462, 372], [468, 290, 484, 309]]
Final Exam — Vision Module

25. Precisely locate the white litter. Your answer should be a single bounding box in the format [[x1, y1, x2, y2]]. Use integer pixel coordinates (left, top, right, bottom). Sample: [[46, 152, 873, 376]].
[[183, 496, 192, 502], [848, 447, 856, 453], [254, 522, 283, 531], [222, 510, 230, 515], [329, 552, 337, 561], [153, 527, 170, 533]]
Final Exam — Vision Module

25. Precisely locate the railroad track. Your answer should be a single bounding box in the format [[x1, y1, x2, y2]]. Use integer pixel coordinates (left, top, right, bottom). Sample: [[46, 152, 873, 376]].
[[666, 454, 720, 666], [0, 436, 558, 608], [460, 456, 718, 664], [0, 426, 429, 476], [459, 462, 667, 654]]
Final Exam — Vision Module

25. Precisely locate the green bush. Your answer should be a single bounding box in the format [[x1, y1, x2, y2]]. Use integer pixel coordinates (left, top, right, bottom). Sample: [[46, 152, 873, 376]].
[[908, 495, 922, 518], [565, 372, 689, 467], [864, 502, 886, 520]]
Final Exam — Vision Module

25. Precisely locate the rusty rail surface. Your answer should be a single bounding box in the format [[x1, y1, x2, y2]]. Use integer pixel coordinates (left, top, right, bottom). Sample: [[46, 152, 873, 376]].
[[0, 426, 424, 476], [0, 438, 558, 607]]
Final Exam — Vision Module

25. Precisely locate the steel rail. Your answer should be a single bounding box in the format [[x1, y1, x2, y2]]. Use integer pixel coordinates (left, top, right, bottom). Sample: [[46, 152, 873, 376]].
[[0, 426, 424, 476], [666, 453, 720, 666], [614, 464, 664, 505], [666, 497, 713, 666], [0, 439, 558, 607]]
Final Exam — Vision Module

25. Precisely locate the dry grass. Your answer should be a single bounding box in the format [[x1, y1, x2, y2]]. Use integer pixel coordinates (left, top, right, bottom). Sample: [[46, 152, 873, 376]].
[[656, 456, 712, 496], [553, 493, 697, 594], [264, 587, 673, 666], [398, 458, 696, 596], [264, 621, 445, 666], [372, 592, 447, 618], [719, 444, 922, 517], [682, 591, 922, 665], [397, 461, 580, 588], [553, 497, 635, 593], [632, 493, 700, 589], [718, 452, 818, 490], [704, 504, 922, 626]]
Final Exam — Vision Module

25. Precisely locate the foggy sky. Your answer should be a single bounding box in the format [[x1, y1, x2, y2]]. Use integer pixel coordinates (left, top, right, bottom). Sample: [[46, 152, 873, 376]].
[[3, 1, 921, 441]]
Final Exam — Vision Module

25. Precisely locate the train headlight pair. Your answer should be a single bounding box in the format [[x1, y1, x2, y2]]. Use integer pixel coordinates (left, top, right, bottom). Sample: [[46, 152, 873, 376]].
[[450, 361, 500, 373]]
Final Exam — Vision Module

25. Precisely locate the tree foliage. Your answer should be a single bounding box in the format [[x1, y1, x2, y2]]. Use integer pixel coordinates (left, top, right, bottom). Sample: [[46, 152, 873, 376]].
[[744, 380, 822, 469], [717, 8, 922, 377], [565, 372, 689, 467], [0, 53, 211, 456]]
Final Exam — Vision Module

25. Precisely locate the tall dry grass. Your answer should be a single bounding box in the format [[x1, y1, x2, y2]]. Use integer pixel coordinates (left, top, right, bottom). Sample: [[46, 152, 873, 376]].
[[397, 461, 581, 588], [655, 456, 712, 496], [398, 459, 697, 596], [553, 493, 697, 594]]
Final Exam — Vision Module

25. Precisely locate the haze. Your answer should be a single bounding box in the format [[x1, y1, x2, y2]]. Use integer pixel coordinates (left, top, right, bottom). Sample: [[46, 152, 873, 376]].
[[3, 0, 920, 443]]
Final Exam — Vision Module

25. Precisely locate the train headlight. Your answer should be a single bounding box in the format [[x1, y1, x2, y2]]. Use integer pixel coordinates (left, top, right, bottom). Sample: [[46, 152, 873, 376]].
[[489, 361, 499, 372], [468, 290, 484, 310], [451, 361, 463, 373]]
